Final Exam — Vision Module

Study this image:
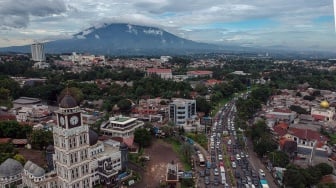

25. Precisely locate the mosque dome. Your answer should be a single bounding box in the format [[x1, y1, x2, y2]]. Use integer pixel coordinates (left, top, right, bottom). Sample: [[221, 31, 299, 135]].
[[0, 158, 23, 178], [320, 100, 329, 108]]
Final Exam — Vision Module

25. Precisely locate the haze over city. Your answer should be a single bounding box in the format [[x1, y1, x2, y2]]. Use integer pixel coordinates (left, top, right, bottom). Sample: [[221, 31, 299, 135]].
[[0, 0, 335, 51]]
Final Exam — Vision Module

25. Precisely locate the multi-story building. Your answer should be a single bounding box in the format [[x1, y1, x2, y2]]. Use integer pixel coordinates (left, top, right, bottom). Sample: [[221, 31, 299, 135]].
[[100, 116, 144, 147], [311, 100, 335, 121], [31, 42, 45, 62], [146, 68, 172, 80], [19, 95, 127, 188], [14, 104, 51, 123], [169, 98, 197, 126], [186, 70, 213, 78]]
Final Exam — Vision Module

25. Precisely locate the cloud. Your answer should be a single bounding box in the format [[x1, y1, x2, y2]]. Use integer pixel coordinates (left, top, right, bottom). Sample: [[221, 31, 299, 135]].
[[0, 0, 67, 28], [0, 0, 335, 50]]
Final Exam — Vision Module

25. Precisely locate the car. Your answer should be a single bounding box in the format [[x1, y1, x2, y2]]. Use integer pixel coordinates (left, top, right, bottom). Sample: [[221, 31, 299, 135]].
[[235, 171, 241, 179], [224, 182, 229, 188], [205, 169, 210, 176], [219, 162, 224, 167], [236, 154, 241, 160], [241, 177, 247, 185], [205, 176, 210, 185], [218, 154, 223, 161], [213, 176, 219, 185], [199, 170, 205, 177], [246, 176, 252, 184], [214, 168, 219, 176], [253, 180, 259, 186], [259, 169, 265, 178], [231, 162, 236, 168], [230, 155, 235, 161]]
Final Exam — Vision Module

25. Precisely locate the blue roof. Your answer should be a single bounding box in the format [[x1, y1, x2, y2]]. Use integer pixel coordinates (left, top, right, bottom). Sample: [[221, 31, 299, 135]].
[[260, 179, 268, 184]]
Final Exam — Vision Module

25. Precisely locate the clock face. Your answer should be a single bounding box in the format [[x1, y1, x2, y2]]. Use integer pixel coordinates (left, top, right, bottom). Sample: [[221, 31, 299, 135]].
[[59, 116, 65, 126], [70, 116, 79, 126]]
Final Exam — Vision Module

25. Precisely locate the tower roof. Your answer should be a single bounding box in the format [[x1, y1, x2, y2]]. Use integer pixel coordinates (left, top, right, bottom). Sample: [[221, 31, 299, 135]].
[[89, 129, 99, 146], [59, 95, 77, 108]]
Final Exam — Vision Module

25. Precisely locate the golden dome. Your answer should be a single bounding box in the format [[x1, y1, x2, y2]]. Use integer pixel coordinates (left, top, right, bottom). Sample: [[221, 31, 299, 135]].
[[320, 100, 329, 108]]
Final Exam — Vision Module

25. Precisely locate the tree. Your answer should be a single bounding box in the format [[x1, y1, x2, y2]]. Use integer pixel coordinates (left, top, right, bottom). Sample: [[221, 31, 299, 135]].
[[134, 128, 152, 148], [30, 130, 53, 150], [59, 87, 84, 104], [268, 151, 290, 168], [315, 163, 333, 176], [303, 95, 315, 101], [253, 136, 277, 157], [196, 97, 211, 115], [117, 99, 132, 112], [290, 105, 308, 114], [13, 154, 26, 165]]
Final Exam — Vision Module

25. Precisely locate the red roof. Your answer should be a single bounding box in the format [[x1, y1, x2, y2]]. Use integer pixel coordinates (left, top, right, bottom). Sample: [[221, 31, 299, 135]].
[[276, 122, 289, 129], [205, 79, 222, 86], [147, 68, 172, 74], [0, 138, 11, 144], [0, 114, 16, 121], [273, 126, 288, 137], [12, 139, 28, 145], [187, 70, 213, 75], [273, 108, 292, 113], [288, 127, 329, 142], [279, 137, 290, 149], [312, 114, 326, 121]]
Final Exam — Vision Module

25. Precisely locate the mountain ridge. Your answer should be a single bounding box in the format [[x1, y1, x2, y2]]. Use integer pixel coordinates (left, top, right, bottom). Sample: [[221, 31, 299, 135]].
[[0, 23, 223, 55]]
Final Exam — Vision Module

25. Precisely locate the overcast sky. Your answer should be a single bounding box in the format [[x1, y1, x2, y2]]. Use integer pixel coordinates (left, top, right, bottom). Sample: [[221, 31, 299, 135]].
[[0, 0, 335, 51]]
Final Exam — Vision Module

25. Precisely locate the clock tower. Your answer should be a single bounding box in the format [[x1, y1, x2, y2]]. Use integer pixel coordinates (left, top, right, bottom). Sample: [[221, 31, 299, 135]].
[[54, 95, 92, 188]]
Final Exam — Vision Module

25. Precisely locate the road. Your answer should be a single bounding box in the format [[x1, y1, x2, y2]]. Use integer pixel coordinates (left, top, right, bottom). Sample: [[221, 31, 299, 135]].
[[193, 93, 278, 188]]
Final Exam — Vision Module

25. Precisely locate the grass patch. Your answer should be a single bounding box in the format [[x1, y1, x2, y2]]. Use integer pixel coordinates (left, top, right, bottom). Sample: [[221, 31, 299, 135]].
[[186, 133, 208, 149], [165, 137, 192, 171], [211, 98, 231, 117]]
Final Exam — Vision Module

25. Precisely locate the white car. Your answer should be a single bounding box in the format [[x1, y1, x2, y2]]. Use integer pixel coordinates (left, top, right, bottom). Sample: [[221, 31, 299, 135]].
[[231, 162, 236, 168], [214, 168, 219, 176], [218, 154, 223, 161], [236, 154, 241, 160], [259, 169, 266, 178]]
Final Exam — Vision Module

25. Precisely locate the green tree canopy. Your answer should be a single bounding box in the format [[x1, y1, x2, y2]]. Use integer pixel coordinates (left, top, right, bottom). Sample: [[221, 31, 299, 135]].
[[29, 130, 53, 150], [134, 128, 152, 148]]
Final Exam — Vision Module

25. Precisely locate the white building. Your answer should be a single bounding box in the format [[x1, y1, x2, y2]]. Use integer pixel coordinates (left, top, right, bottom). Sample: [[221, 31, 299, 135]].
[[15, 104, 51, 123], [100, 116, 144, 147], [20, 95, 127, 188], [146, 68, 173, 80], [0, 158, 23, 188], [31, 43, 45, 62], [169, 98, 197, 126]]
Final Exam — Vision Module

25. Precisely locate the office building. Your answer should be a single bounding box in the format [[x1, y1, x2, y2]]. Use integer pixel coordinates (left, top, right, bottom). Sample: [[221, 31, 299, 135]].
[[31, 42, 45, 62], [169, 98, 196, 126]]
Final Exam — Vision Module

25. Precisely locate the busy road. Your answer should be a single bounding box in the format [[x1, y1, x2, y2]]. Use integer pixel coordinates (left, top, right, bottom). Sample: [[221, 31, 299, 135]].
[[194, 94, 274, 188]]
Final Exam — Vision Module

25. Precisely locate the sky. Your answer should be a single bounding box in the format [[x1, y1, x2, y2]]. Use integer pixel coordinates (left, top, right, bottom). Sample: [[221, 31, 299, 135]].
[[0, 0, 335, 51]]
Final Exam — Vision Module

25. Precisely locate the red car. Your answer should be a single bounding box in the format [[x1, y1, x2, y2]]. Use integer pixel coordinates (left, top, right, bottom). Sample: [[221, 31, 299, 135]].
[[219, 162, 224, 167], [230, 155, 235, 161]]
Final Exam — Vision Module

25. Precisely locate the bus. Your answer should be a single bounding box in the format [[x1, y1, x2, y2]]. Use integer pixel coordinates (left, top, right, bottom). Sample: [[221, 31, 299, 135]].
[[198, 153, 205, 167]]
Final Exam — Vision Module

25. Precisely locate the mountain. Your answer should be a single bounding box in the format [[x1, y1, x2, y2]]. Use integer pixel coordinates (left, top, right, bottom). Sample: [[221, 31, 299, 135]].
[[0, 23, 222, 55]]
